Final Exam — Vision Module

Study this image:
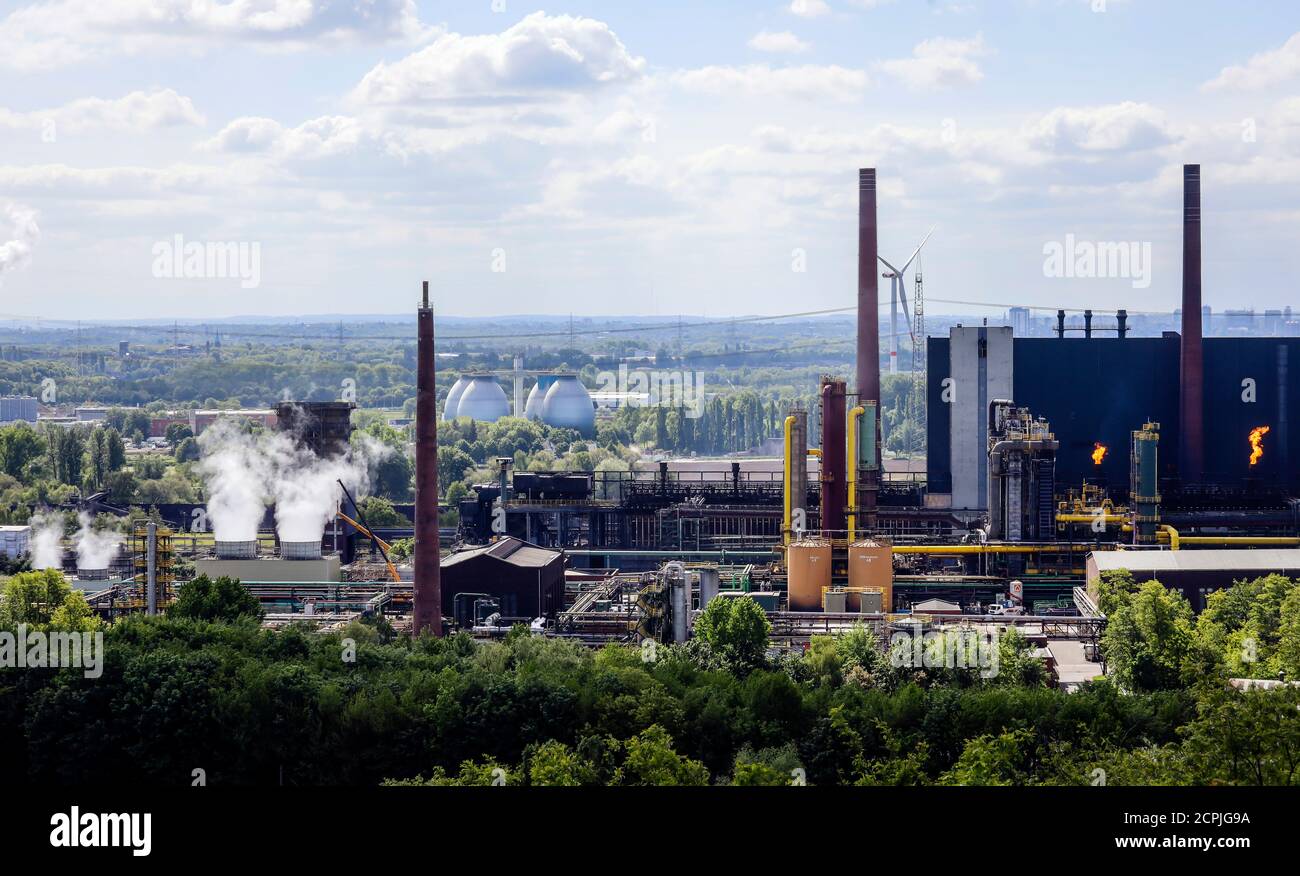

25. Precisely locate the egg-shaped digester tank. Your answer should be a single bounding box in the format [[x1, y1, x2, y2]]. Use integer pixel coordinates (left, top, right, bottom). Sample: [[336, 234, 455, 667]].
[[524, 375, 560, 420], [455, 375, 510, 423], [443, 376, 470, 421], [540, 375, 595, 436]]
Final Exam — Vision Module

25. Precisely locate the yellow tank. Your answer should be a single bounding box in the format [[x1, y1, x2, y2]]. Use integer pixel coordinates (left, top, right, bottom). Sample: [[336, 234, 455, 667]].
[[848, 540, 893, 613], [787, 539, 832, 611]]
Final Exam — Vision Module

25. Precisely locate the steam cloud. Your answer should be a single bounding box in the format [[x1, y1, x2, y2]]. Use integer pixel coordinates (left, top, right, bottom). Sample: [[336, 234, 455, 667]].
[[0, 203, 39, 284], [197, 415, 386, 544], [74, 511, 121, 569], [28, 512, 64, 570]]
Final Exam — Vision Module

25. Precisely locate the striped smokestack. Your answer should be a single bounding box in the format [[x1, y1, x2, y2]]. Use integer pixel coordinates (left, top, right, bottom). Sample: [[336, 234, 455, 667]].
[[413, 280, 442, 635], [1180, 164, 1204, 484]]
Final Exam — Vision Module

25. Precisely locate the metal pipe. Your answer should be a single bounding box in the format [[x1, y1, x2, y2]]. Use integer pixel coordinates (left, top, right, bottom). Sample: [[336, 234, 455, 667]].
[[783, 415, 794, 546], [1160, 523, 1180, 551], [847, 405, 864, 543]]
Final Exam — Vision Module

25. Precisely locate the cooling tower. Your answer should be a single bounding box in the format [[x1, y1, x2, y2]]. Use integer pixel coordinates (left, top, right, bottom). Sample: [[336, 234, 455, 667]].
[[215, 539, 257, 560], [280, 540, 323, 561], [442, 376, 470, 421], [540, 375, 595, 435], [455, 375, 510, 423]]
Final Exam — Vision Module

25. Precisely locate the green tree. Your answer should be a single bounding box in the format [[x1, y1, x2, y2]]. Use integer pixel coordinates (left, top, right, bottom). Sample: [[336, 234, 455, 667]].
[[613, 725, 709, 786], [169, 575, 262, 622], [0, 568, 98, 631], [1102, 579, 1195, 692], [693, 594, 771, 674]]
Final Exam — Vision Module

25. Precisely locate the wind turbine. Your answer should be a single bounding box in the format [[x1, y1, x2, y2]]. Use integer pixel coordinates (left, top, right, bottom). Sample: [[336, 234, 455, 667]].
[[879, 227, 935, 374]]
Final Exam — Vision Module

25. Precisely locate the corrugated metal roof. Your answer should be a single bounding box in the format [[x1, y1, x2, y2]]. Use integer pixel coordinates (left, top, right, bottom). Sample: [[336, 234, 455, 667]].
[[1089, 549, 1300, 572], [442, 537, 561, 569]]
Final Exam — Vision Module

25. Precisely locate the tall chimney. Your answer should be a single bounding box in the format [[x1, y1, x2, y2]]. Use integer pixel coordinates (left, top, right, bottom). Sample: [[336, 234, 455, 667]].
[[413, 280, 442, 635], [856, 169, 881, 531], [1180, 164, 1204, 484]]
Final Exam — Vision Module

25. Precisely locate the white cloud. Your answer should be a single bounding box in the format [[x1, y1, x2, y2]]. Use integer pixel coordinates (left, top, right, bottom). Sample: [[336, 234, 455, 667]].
[[877, 34, 987, 89], [748, 30, 811, 54], [674, 64, 868, 101], [1204, 31, 1300, 91], [788, 0, 831, 18], [350, 12, 645, 106], [0, 89, 204, 133], [0, 0, 427, 70], [1026, 102, 1175, 154]]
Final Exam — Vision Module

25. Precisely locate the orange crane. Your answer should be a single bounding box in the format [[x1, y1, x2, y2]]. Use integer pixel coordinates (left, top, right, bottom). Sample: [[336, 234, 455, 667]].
[[337, 480, 402, 584]]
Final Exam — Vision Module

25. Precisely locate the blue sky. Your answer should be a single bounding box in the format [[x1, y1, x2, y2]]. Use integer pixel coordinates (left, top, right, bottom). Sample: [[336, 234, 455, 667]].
[[1, 0, 1299, 320]]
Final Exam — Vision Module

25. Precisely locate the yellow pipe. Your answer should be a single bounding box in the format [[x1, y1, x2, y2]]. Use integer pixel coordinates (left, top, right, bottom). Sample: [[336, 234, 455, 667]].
[[847, 406, 864, 544], [783, 415, 795, 547], [807, 448, 822, 458], [1056, 513, 1126, 524], [1175, 536, 1300, 546], [1160, 524, 1179, 551]]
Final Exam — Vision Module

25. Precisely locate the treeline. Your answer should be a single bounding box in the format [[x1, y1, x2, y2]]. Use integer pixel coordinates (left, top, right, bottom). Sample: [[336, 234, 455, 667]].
[[1, 581, 1297, 786]]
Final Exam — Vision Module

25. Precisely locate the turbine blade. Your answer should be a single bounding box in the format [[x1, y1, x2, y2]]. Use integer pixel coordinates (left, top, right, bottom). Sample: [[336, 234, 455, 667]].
[[899, 226, 936, 273]]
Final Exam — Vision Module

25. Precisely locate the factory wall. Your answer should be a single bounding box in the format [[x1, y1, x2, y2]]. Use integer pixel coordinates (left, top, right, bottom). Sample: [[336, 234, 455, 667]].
[[949, 326, 1013, 510], [927, 333, 1300, 497], [1203, 338, 1300, 487], [1014, 337, 1181, 491]]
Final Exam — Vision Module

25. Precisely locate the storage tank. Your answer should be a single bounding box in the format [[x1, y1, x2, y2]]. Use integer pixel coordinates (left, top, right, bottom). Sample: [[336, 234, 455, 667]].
[[524, 375, 559, 420], [442, 376, 471, 421], [540, 374, 595, 435], [787, 539, 832, 611], [848, 539, 893, 613], [454, 375, 510, 423]]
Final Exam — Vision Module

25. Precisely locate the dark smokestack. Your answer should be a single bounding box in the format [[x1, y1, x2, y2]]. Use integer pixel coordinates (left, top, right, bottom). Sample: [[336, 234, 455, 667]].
[[856, 170, 881, 532], [1117, 309, 1128, 339], [1056, 309, 1066, 338], [1084, 309, 1093, 338], [1180, 164, 1204, 483], [857, 169, 879, 406], [413, 280, 442, 636], [820, 377, 847, 536]]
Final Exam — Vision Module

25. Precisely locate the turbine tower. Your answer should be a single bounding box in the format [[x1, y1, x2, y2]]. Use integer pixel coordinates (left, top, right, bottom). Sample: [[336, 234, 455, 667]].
[[879, 227, 934, 374]]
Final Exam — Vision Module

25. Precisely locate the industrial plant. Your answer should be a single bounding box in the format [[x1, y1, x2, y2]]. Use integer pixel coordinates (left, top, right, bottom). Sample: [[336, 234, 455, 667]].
[[25, 162, 1284, 700]]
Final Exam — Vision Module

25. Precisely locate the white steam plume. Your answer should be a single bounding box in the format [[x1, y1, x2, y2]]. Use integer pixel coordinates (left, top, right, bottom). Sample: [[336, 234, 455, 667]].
[[197, 414, 386, 545], [267, 430, 380, 542], [197, 418, 274, 542], [28, 511, 65, 570], [0, 203, 39, 284], [74, 511, 121, 569]]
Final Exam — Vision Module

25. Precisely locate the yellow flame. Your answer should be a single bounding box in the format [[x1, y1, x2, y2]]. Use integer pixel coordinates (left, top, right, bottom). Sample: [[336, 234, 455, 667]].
[[1249, 426, 1270, 466], [1091, 443, 1108, 465]]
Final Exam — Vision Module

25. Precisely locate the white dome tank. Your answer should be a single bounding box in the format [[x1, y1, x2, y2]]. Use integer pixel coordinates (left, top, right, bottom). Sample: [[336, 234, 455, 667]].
[[540, 374, 595, 435], [443, 376, 470, 421], [524, 375, 559, 420], [455, 375, 510, 423]]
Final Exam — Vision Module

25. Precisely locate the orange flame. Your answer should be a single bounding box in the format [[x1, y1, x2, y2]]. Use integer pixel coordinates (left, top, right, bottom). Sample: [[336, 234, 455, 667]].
[[1249, 426, 1270, 466], [1091, 443, 1108, 465]]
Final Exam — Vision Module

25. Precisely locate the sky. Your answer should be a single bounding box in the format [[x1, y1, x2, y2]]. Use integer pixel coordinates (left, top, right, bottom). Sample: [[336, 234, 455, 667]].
[[0, 0, 1299, 321]]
